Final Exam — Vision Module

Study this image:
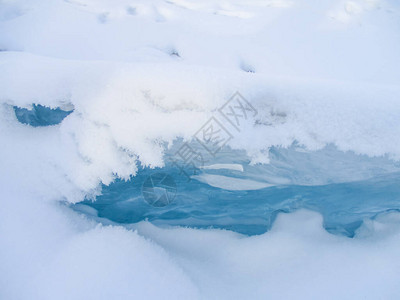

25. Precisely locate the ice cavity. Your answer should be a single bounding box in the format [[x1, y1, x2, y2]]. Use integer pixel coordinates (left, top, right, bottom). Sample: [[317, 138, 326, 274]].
[[74, 143, 400, 237], [14, 104, 74, 127]]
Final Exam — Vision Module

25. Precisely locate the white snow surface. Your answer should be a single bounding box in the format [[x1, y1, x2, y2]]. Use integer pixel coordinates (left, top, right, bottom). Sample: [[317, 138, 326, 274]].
[[1, 0, 400, 299]]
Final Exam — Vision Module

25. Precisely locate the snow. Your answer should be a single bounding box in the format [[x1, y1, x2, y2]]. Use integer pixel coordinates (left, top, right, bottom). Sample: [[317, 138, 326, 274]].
[[191, 173, 273, 190], [201, 163, 244, 172], [1, 0, 400, 298]]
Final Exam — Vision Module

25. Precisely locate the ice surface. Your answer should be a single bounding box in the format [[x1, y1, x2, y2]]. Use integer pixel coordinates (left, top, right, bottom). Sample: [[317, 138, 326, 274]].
[[75, 145, 400, 236], [1, 0, 400, 298]]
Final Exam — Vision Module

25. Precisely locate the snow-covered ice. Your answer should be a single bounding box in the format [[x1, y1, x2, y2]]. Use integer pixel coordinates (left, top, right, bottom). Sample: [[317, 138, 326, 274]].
[[1, 0, 400, 299]]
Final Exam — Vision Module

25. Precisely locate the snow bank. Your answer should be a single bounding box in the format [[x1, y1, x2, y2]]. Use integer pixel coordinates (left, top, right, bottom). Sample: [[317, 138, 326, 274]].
[[1, 52, 400, 200]]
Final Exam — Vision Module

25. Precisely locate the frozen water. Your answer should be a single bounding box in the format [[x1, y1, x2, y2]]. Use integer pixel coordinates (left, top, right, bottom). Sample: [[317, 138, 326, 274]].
[[1, 0, 400, 299], [14, 104, 73, 126], [76, 145, 400, 237]]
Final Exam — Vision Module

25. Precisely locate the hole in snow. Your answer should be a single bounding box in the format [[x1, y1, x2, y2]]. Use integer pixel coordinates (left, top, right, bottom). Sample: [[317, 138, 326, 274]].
[[73, 144, 400, 237], [14, 104, 74, 127]]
